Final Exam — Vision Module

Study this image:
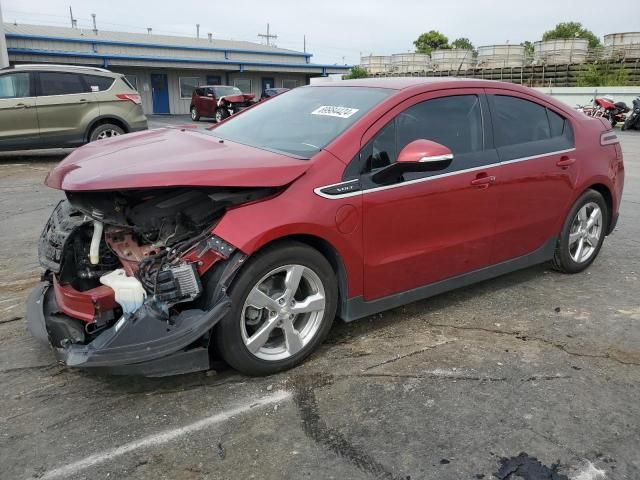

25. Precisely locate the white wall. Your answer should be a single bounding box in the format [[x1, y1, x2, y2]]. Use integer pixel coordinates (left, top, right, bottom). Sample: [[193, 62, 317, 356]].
[[534, 86, 640, 109]]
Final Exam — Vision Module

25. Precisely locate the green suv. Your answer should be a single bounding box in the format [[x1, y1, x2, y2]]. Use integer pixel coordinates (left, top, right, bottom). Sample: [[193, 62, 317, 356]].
[[0, 64, 148, 151]]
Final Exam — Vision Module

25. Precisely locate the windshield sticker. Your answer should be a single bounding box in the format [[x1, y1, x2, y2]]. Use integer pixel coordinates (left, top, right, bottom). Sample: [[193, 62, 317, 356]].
[[311, 106, 360, 119]]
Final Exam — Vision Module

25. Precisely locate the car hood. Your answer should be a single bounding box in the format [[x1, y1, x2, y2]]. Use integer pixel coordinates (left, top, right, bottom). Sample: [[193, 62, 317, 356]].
[[45, 128, 311, 191]]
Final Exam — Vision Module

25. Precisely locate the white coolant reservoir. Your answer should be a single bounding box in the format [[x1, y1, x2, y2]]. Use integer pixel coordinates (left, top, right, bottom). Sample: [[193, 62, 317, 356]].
[[100, 269, 146, 314]]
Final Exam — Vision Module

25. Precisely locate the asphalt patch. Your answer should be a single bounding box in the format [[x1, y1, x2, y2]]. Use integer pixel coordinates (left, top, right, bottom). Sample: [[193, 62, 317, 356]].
[[495, 452, 568, 480]]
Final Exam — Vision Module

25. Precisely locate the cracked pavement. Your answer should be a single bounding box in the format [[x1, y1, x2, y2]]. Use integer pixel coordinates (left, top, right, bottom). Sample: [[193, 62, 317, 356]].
[[0, 125, 638, 479]]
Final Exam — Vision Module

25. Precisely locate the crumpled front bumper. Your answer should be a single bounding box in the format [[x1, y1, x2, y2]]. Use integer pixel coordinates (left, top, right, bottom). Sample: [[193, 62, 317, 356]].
[[27, 281, 231, 376]]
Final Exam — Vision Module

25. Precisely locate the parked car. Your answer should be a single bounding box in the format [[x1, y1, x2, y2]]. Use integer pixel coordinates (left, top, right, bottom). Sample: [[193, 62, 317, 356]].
[[0, 64, 147, 151], [190, 85, 255, 122], [28, 78, 623, 377], [260, 87, 290, 101]]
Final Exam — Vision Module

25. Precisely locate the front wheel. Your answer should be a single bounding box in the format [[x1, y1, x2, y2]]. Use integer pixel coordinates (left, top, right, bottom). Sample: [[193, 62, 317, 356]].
[[190, 106, 200, 121], [215, 242, 337, 376], [215, 107, 229, 123], [552, 189, 608, 273]]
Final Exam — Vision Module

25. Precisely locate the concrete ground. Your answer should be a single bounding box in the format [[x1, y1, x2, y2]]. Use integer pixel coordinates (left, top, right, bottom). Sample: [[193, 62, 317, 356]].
[[0, 121, 639, 480]]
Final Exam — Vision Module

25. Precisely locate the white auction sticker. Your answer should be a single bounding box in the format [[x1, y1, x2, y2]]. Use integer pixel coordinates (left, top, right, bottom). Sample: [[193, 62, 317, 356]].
[[311, 105, 360, 119]]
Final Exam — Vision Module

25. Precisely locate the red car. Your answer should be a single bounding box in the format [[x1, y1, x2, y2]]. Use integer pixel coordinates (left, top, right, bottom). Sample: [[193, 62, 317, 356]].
[[190, 85, 255, 123], [28, 78, 624, 376]]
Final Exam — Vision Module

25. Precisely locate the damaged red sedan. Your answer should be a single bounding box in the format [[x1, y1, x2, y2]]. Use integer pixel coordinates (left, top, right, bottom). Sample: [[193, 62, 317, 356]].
[[27, 78, 624, 376]]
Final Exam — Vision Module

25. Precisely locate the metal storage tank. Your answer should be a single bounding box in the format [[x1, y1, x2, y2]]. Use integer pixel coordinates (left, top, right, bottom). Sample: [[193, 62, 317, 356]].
[[431, 49, 473, 71], [391, 53, 431, 73], [360, 55, 391, 74], [476, 44, 525, 68], [533, 39, 589, 64], [604, 32, 640, 59]]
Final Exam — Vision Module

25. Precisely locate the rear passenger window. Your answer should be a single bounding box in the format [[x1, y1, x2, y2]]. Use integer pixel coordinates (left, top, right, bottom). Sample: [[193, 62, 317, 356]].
[[83, 75, 114, 92], [491, 96, 550, 146], [38, 72, 87, 96]]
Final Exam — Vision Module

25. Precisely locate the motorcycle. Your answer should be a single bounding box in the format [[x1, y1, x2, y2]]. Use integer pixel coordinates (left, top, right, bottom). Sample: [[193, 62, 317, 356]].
[[577, 96, 630, 127], [622, 96, 640, 131]]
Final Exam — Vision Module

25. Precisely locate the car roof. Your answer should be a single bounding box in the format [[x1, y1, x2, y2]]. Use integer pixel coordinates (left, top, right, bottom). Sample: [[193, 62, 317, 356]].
[[5, 64, 114, 75], [199, 85, 237, 89], [315, 77, 503, 90]]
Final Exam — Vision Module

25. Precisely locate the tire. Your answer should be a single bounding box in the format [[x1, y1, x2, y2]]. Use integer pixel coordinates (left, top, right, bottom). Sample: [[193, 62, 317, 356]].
[[215, 242, 337, 376], [190, 106, 200, 121], [552, 189, 608, 273], [215, 108, 229, 123], [611, 119, 617, 128], [89, 123, 125, 142]]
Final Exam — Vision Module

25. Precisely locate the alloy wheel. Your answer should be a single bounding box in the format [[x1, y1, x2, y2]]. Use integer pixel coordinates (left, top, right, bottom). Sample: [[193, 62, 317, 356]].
[[568, 201, 603, 263], [240, 264, 326, 361], [96, 129, 121, 140]]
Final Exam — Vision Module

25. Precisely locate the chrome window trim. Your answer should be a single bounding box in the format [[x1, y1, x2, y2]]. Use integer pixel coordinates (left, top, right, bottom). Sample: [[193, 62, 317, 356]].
[[313, 148, 577, 200]]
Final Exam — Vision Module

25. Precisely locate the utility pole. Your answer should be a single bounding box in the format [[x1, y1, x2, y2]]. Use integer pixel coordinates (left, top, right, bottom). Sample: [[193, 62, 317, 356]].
[[257, 23, 277, 46], [0, 0, 8, 68], [303, 35, 306, 53], [91, 13, 97, 34], [69, 6, 77, 28], [196, 24, 200, 39]]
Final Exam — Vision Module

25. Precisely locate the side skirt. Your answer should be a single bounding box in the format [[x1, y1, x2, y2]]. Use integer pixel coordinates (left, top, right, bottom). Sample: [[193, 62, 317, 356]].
[[341, 237, 557, 322]]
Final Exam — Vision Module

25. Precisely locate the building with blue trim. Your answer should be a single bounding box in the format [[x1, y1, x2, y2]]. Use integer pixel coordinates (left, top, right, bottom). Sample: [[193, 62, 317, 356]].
[[3, 23, 350, 115]]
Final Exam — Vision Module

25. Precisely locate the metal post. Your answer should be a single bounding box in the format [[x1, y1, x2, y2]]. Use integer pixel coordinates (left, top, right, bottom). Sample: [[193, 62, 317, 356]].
[[0, 1, 8, 68], [91, 13, 97, 34], [196, 24, 200, 39]]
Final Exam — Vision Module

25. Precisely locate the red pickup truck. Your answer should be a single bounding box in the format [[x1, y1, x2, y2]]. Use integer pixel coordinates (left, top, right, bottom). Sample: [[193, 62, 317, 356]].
[[190, 85, 255, 122]]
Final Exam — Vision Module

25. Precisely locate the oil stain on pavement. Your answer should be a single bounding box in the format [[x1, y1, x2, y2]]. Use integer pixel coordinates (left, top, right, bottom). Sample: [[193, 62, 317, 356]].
[[495, 452, 568, 480]]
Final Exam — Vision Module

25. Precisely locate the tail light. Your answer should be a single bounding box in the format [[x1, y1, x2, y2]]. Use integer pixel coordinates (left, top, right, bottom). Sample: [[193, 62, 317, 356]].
[[116, 93, 142, 105], [600, 130, 618, 146]]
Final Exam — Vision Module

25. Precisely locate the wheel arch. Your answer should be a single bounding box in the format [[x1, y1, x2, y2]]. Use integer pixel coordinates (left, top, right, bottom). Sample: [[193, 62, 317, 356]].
[[237, 234, 350, 320], [586, 183, 614, 233]]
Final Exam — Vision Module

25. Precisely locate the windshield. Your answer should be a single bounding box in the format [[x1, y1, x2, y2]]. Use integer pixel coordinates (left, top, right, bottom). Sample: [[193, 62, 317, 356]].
[[211, 86, 394, 158], [214, 86, 243, 97]]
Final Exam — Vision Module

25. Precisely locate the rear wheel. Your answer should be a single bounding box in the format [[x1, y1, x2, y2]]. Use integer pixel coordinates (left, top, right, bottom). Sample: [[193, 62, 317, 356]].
[[215, 242, 337, 376], [89, 124, 124, 142], [552, 189, 608, 273], [190, 106, 200, 121]]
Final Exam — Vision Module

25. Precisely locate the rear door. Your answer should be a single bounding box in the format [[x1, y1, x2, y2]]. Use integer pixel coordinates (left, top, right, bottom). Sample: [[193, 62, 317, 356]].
[[35, 71, 97, 147], [0, 71, 39, 150], [486, 89, 577, 263], [358, 90, 500, 300]]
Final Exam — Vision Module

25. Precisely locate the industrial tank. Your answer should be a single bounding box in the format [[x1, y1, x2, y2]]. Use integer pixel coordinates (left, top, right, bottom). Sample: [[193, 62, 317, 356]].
[[360, 55, 391, 74], [390, 53, 431, 73], [533, 39, 589, 64], [476, 44, 525, 68], [604, 32, 640, 59], [430, 49, 473, 71]]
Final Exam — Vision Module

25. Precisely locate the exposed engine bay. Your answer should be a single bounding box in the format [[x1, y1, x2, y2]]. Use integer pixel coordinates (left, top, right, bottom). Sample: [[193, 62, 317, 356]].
[[33, 186, 272, 374]]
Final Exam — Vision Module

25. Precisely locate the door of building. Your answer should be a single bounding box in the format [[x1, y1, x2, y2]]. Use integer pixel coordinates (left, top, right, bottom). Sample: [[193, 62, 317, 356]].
[[261, 77, 275, 93], [206, 75, 222, 85], [150, 73, 169, 114]]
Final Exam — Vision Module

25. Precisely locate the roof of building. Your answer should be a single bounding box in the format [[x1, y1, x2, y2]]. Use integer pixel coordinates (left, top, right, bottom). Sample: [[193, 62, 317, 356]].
[[3, 23, 307, 57]]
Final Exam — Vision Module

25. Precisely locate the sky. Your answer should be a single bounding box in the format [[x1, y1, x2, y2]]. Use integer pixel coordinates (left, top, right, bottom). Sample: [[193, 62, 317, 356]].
[[2, 0, 639, 65]]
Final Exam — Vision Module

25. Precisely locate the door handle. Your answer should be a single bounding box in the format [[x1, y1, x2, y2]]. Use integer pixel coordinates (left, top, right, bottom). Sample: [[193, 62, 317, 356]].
[[556, 156, 576, 168], [470, 175, 495, 188], [14, 103, 29, 109]]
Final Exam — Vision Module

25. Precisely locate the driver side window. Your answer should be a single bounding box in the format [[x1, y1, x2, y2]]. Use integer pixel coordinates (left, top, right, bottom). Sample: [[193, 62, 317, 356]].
[[360, 94, 483, 175]]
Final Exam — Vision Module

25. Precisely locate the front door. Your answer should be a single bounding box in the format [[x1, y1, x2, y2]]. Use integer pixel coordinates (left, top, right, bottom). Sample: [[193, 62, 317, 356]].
[[0, 71, 39, 151], [206, 75, 222, 85], [261, 77, 275, 94], [485, 89, 578, 263], [150, 73, 170, 114], [360, 91, 500, 301]]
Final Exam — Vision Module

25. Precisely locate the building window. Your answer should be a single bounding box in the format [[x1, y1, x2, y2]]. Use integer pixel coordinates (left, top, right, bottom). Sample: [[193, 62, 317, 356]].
[[234, 78, 252, 93], [179, 77, 201, 98], [124, 75, 138, 91], [282, 79, 298, 89]]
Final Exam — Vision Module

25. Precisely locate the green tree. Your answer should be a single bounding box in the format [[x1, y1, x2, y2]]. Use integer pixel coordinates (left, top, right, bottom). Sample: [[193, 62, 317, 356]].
[[344, 65, 369, 79], [520, 41, 534, 57], [414, 30, 450, 55], [542, 22, 601, 49], [451, 37, 474, 51]]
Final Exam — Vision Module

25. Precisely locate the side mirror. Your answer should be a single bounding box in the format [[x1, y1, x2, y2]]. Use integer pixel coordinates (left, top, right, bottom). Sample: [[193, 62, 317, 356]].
[[371, 139, 453, 184], [397, 139, 453, 166]]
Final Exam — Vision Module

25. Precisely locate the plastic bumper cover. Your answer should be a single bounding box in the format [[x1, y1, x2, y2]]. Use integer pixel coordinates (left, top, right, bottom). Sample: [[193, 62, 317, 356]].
[[27, 280, 231, 375]]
